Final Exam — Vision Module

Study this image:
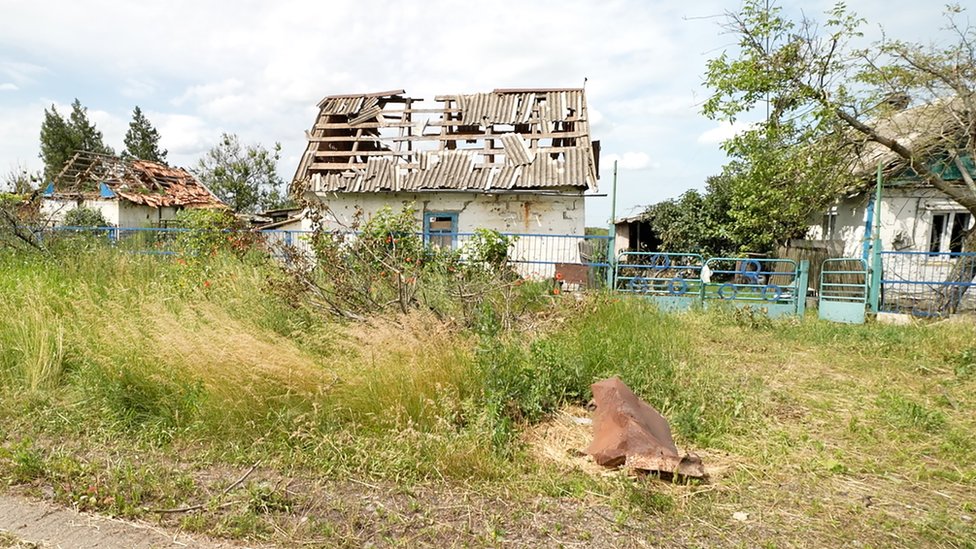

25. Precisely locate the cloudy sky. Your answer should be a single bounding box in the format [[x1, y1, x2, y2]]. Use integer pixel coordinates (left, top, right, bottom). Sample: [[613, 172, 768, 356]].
[[0, 0, 951, 225]]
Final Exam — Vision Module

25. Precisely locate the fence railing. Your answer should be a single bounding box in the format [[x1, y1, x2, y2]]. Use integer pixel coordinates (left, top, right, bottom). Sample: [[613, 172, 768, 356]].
[[38, 226, 612, 281], [880, 251, 976, 317]]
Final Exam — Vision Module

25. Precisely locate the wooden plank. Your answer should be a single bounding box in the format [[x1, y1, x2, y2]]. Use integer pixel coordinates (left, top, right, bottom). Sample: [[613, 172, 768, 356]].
[[314, 117, 582, 130], [308, 161, 529, 171], [310, 145, 582, 158], [307, 130, 587, 143]]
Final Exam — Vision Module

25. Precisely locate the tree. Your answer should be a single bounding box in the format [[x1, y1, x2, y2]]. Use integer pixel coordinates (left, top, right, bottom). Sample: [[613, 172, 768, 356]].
[[39, 99, 114, 181], [2, 165, 41, 194], [704, 1, 976, 311], [643, 176, 737, 256], [122, 106, 167, 163], [194, 133, 287, 214]]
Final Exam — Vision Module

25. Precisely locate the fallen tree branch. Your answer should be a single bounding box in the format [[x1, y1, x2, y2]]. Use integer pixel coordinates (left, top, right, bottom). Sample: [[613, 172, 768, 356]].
[[149, 461, 259, 515]]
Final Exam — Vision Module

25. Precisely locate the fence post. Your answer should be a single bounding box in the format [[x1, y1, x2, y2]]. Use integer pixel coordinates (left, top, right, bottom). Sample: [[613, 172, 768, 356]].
[[795, 260, 809, 316], [867, 163, 884, 314], [605, 160, 618, 290]]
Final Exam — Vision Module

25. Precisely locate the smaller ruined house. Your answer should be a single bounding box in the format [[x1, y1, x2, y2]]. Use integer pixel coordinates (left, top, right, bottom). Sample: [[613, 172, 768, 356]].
[[42, 151, 225, 227], [291, 88, 600, 245]]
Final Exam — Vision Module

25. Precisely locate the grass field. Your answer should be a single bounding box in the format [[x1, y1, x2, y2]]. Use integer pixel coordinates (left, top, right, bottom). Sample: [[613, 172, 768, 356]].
[[0, 247, 974, 547]]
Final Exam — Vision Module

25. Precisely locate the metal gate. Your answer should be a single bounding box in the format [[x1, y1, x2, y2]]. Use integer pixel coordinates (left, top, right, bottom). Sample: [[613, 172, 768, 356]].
[[614, 252, 705, 312], [819, 258, 868, 323], [700, 257, 808, 318], [614, 253, 809, 318]]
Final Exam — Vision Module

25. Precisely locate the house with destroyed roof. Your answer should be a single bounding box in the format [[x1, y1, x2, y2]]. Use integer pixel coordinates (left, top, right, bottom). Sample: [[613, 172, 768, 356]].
[[807, 98, 976, 313], [291, 88, 600, 268], [41, 151, 226, 227], [809, 99, 975, 258]]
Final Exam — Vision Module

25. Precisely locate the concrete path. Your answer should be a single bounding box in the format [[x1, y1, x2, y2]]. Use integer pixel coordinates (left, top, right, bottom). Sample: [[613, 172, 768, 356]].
[[0, 496, 241, 549]]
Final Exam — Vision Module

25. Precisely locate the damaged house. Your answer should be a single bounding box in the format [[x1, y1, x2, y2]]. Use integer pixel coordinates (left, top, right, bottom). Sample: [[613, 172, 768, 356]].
[[291, 88, 600, 264], [42, 151, 226, 227]]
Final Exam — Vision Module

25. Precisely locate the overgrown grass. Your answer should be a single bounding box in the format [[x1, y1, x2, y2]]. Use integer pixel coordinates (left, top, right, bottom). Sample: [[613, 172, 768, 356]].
[[3, 245, 973, 546], [0, 247, 740, 484]]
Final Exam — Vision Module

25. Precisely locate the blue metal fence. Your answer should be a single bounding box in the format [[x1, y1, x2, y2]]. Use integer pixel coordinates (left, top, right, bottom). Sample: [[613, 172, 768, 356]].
[[613, 252, 809, 318], [819, 258, 868, 324], [879, 251, 976, 317]]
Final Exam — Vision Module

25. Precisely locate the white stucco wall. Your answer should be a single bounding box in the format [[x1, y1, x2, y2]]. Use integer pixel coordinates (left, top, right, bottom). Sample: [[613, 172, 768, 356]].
[[811, 187, 972, 257], [306, 191, 587, 277], [41, 198, 182, 228], [41, 199, 121, 226], [308, 191, 584, 235]]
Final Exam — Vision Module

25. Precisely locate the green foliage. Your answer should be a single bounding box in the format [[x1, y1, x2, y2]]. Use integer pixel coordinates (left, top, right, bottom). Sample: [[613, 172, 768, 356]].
[[475, 296, 750, 449], [194, 133, 286, 213], [702, 1, 976, 244], [122, 106, 167, 163], [287, 205, 539, 325], [39, 99, 114, 181], [643, 177, 736, 255], [466, 228, 517, 274], [173, 208, 251, 259], [64, 206, 110, 228]]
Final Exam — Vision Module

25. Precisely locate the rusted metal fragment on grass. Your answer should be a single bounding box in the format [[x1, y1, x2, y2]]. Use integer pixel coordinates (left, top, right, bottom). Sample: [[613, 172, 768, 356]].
[[586, 376, 705, 479]]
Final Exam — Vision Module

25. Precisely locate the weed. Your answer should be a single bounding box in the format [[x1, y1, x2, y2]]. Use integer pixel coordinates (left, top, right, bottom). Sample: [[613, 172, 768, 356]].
[[877, 392, 947, 432], [1, 440, 45, 483]]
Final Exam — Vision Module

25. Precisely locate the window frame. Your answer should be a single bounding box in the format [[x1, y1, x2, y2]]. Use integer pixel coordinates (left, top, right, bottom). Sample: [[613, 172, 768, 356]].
[[423, 211, 459, 249]]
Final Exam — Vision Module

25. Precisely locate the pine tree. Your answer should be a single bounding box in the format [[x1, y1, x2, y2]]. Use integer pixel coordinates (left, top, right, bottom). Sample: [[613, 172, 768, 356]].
[[122, 106, 167, 163], [38, 99, 114, 181]]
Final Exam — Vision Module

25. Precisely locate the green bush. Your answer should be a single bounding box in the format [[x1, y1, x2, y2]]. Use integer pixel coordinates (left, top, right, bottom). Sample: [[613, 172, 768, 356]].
[[173, 208, 251, 258], [475, 296, 749, 449], [64, 206, 110, 228]]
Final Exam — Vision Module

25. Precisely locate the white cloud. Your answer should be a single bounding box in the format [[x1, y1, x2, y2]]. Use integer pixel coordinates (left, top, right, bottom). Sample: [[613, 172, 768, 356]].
[[0, 0, 954, 224], [151, 112, 212, 161], [696, 121, 754, 145], [120, 78, 156, 99], [0, 60, 47, 87], [0, 83, 17, 91], [603, 152, 656, 171]]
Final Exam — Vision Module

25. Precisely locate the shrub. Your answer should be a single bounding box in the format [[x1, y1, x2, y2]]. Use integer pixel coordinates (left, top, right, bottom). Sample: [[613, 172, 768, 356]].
[[173, 208, 254, 259], [64, 206, 110, 228], [277, 205, 546, 326]]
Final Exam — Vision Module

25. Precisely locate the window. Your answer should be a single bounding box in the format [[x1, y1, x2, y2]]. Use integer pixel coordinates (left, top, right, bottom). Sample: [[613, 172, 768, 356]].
[[821, 211, 838, 240], [929, 212, 973, 254], [950, 213, 972, 253], [424, 212, 458, 249], [929, 213, 947, 254]]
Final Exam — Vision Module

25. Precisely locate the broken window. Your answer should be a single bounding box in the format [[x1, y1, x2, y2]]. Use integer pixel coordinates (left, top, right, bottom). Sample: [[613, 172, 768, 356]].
[[930, 212, 973, 254], [424, 212, 458, 249]]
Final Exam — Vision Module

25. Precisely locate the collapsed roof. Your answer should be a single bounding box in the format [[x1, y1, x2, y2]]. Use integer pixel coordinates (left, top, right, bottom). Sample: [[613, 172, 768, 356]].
[[851, 97, 974, 181], [49, 151, 225, 209], [292, 88, 600, 194]]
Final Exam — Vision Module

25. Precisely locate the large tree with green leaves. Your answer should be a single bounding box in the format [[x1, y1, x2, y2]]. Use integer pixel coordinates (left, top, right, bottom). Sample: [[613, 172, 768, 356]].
[[194, 133, 287, 213], [122, 106, 167, 163], [39, 99, 114, 182], [704, 1, 976, 310]]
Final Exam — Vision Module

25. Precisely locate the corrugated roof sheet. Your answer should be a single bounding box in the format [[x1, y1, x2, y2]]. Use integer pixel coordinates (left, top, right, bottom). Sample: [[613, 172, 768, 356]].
[[293, 88, 598, 194]]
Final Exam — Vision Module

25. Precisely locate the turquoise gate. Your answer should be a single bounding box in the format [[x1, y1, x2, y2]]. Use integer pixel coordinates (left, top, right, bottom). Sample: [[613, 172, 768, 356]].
[[614, 253, 809, 318], [614, 252, 705, 312], [701, 257, 808, 318], [819, 258, 868, 324]]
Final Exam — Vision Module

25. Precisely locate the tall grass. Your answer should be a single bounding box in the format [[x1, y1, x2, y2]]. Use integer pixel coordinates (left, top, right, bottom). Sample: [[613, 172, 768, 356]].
[[0, 245, 750, 482], [0, 297, 65, 392]]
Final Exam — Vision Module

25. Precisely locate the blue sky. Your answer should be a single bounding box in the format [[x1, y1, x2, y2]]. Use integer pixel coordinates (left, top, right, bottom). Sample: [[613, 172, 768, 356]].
[[0, 0, 952, 225]]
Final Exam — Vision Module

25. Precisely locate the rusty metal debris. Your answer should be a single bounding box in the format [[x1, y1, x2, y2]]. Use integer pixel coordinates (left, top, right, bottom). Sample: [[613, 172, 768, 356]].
[[51, 151, 225, 209], [292, 88, 600, 195], [586, 377, 705, 479]]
